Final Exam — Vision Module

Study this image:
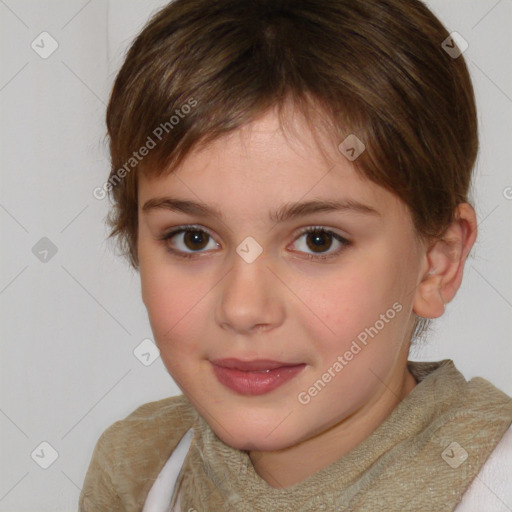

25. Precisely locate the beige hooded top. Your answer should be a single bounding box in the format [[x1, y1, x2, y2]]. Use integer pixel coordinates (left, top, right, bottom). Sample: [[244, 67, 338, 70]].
[[79, 360, 512, 511]]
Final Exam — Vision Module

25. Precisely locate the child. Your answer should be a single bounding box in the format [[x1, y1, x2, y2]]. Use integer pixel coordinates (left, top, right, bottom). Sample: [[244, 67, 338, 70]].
[[80, 0, 512, 510]]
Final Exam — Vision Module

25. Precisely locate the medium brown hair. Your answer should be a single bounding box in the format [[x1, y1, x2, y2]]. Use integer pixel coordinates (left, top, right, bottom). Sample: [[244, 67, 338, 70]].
[[104, 0, 478, 337]]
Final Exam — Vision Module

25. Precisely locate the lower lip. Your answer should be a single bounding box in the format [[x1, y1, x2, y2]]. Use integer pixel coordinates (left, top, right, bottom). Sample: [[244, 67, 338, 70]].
[[211, 363, 306, 395]]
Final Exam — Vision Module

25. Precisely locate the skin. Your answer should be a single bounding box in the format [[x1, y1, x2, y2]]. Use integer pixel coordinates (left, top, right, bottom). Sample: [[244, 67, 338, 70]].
[[137, 106, 477, 488]]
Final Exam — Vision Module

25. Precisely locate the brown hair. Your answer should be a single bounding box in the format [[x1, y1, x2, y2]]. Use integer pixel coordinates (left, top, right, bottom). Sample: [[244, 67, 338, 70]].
[[104, 0, 478, 337]]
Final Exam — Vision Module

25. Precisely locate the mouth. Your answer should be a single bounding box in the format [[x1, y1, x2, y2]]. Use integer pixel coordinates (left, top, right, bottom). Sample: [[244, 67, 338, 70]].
[[210, 358, 306, 395]]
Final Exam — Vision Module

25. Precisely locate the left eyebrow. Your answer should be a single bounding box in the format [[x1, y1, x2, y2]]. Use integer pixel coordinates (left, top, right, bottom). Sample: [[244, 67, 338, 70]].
[[141, 197, 380, 223], [270, 199, 380, 223]]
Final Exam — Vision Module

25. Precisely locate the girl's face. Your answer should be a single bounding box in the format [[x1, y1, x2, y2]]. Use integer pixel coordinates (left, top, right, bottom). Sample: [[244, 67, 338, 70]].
[[137, 109, 425, 452]]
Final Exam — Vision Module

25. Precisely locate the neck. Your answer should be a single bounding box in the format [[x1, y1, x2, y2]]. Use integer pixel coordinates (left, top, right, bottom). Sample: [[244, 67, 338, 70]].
[[249, 365, 417, 488]]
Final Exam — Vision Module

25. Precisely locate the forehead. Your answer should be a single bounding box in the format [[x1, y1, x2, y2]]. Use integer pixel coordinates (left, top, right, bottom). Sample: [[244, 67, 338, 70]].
[[138, 109, 407, 221]]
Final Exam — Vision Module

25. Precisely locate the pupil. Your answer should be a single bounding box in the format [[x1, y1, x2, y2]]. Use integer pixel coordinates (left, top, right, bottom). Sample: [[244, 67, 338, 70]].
[[185, 230, 208, 250], [307, 231, 332, 252]]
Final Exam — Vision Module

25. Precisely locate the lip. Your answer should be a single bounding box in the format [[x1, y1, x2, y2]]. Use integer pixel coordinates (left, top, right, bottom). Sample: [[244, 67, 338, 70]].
[[210, 358, 306, 395]]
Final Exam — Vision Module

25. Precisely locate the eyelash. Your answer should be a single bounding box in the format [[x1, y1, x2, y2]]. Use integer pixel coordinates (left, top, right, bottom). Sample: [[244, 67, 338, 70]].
[[157, 224, 350, 261]]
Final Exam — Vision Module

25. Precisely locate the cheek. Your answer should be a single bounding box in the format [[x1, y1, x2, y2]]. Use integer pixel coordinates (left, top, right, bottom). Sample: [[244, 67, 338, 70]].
[[296, 256, 410, 360], [303, 268, 387, 336], [140, 261, 208, 359]]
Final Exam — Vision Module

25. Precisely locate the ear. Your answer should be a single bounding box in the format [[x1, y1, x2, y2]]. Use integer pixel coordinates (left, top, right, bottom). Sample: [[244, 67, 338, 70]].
[[413, 203, 477, 319]]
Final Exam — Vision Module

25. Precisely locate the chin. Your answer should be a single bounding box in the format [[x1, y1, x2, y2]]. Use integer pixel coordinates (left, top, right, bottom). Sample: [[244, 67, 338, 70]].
[[218, 431, 290, 452], [211, 418, 303, 452]]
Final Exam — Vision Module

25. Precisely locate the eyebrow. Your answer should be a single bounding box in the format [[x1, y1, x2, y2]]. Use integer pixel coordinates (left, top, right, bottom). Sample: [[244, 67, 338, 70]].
[[141, 196, 380, 223]]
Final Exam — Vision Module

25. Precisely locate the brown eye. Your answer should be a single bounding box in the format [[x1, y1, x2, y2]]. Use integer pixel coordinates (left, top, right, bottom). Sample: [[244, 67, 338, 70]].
[[305, 230, 333, 253], [291, 227, 350, 260], [182, 230, 209, 251], [161, 227, 219, 257]]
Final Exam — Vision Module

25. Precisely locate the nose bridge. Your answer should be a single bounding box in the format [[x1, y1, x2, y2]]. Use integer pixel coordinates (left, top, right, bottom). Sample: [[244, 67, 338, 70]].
[[216, 250, 283, 334]]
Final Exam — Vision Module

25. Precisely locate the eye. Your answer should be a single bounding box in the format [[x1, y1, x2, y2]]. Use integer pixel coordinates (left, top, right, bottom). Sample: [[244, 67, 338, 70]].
[[159, 225, 219, 259], [158, 225, 350, 261], [290, 227, 350, 260]]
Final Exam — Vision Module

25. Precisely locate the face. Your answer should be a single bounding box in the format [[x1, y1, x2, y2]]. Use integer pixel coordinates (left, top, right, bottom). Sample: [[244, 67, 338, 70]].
[[138, 108, 425, 452]]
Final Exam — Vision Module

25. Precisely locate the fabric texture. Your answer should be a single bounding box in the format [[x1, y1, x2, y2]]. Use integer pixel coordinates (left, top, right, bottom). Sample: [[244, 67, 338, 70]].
[[79, 360, 512, 512]]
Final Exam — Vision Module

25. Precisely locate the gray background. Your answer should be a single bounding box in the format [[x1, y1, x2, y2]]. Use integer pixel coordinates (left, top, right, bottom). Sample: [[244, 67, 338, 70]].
[[0, 0, 511, 509]]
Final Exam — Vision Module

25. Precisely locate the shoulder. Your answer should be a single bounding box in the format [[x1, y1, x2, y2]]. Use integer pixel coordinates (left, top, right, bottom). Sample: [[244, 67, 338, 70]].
[[455, 424, 512, 512], [97, 394, 198, 459], [99, 393, 198, 463], [103, 393, 196, 437], [79, 394, 197, 511]]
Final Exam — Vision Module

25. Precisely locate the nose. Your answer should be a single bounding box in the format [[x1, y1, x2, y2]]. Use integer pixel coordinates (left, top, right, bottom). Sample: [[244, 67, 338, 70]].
[[215, 253, 285, 335]]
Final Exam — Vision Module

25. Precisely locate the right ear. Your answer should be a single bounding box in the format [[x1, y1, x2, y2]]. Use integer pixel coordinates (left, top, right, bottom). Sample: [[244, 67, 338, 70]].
[[413, 203, 477, 319]]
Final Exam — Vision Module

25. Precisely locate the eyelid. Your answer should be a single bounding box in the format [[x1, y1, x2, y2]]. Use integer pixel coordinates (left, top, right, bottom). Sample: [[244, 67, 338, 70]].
[[293, 225, 350, 242], [158, 224, 215, 240]]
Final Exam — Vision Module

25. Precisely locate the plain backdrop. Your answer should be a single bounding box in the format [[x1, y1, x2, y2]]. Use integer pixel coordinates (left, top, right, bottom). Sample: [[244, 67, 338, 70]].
[[0, 0, 511, 509]]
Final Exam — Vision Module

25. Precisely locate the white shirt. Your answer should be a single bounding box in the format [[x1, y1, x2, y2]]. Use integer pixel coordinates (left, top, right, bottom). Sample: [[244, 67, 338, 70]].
[[454, 425, 512, 512]]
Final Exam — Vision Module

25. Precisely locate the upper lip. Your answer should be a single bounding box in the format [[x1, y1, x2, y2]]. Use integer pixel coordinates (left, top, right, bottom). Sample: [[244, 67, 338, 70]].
[[210, 358, 303, 371]]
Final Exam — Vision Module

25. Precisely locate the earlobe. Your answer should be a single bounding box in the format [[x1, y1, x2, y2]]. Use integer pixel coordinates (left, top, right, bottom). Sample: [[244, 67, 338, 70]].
[[413, 203, 477, 319], [413, 273, 446, 319]]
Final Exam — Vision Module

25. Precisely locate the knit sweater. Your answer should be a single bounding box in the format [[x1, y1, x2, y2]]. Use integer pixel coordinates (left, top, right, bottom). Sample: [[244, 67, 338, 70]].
[[79, 360, 512, 511]]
